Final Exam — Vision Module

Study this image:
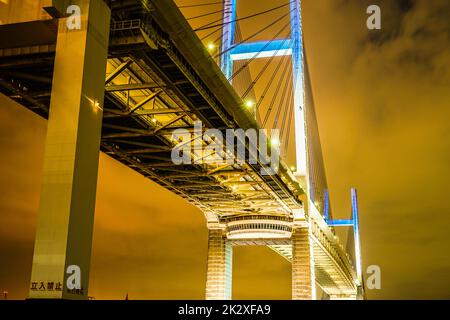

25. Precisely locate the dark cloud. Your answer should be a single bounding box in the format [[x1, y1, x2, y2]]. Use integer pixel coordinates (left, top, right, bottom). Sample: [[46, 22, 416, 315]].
[[399, 0, 415, 13], [363, 0, 450, 80]]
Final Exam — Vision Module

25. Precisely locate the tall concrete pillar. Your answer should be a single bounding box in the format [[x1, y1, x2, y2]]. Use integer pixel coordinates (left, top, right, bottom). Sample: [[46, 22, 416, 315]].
[[205, 229, 233, 300], [292, 226, 316, 300], [29, 0, 110, 299]]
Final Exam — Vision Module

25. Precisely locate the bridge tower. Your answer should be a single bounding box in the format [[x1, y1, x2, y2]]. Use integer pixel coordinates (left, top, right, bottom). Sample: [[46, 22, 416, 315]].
[[205, 0, 317, 300]]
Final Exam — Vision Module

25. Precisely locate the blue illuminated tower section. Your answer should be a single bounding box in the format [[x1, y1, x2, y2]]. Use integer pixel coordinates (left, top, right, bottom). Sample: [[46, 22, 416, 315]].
[[351, 188, 363, 285], [326, 188, 364, 289], [289, 0, 307, 177], [220, 0, 308, 177], [221, 0, 237, 80]]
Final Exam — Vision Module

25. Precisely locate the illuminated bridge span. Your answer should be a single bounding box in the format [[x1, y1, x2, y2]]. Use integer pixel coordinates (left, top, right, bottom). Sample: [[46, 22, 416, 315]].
[[0, 0, 364, 299]]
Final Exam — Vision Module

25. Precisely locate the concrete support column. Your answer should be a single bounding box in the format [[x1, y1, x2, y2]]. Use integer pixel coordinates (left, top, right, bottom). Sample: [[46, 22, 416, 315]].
[[292, 226, 315, 300], [29, 0, 110, 299], [205, 229, 233, 300]]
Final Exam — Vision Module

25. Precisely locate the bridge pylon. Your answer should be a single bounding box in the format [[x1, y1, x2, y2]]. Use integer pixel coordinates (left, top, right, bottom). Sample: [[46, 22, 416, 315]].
[[213, 0, 317, 300]]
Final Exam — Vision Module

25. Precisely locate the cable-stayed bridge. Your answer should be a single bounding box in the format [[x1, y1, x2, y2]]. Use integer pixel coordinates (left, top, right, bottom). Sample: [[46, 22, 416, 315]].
[[0, 0, 364, 299]]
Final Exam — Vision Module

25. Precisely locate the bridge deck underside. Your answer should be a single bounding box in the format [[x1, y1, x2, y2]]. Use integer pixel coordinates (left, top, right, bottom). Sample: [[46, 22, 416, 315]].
[[0, 21, 303, 222]]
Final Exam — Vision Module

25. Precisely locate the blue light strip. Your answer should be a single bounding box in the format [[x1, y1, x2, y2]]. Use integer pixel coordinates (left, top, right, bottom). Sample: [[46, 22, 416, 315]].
[[221, 0, 237, 80], [351, 188, 363, 285], [323, 189, 330, 222], [230, 39, 293, 61]]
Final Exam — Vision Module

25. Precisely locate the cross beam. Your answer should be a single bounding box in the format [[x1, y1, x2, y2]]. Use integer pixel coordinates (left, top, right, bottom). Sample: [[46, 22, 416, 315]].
[[229, 39, 292, 61]]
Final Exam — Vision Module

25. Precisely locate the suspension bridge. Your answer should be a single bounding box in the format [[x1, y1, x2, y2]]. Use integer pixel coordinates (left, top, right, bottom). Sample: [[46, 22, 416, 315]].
[[0, 0, 364, 299]]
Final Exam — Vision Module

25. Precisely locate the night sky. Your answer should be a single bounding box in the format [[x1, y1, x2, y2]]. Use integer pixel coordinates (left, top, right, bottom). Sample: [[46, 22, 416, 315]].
[[0, 0, 449, 299]]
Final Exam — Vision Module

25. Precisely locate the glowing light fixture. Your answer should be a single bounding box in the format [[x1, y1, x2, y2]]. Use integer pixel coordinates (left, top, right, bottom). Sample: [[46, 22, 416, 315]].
[[271, 137, 279, 146], [207, 42, 216, 52], [245, 100, 254, 108]]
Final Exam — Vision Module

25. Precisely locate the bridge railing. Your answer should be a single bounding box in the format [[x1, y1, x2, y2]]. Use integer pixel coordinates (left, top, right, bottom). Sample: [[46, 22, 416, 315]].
[[309, 202, 357, 287]]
